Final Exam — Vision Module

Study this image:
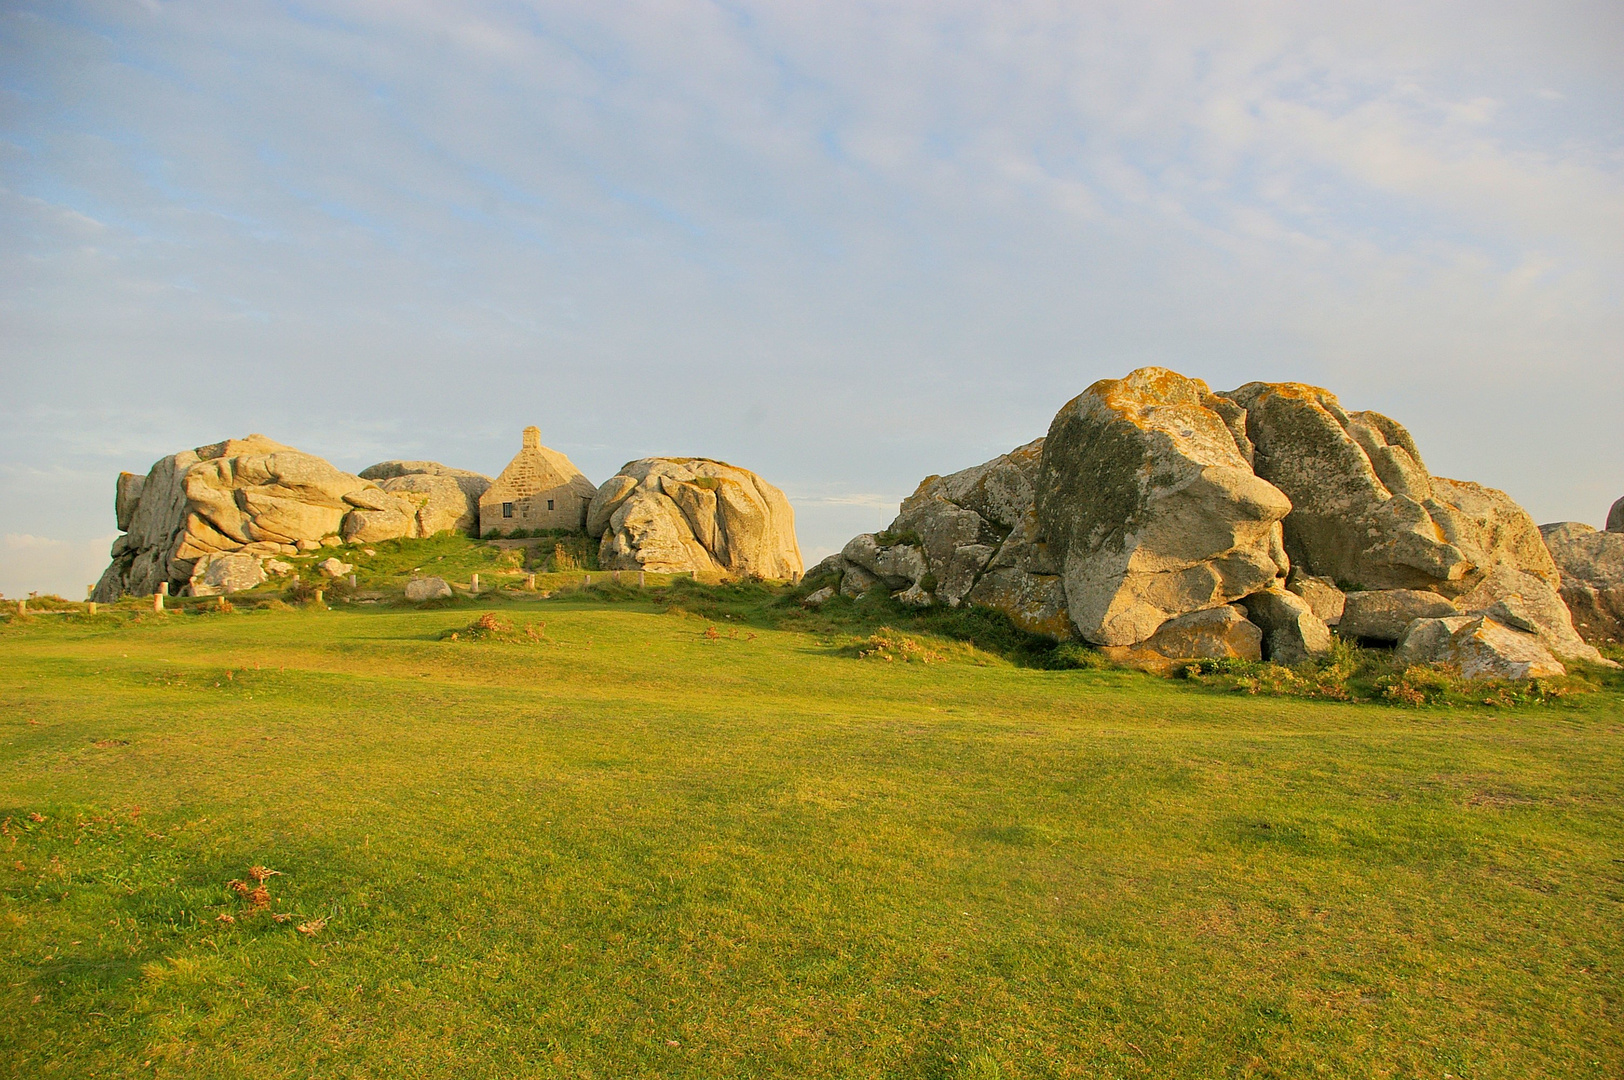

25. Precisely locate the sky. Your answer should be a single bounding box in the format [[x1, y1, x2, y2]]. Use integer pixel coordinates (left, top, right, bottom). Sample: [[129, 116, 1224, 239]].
[[2, 0, 1621, 597]]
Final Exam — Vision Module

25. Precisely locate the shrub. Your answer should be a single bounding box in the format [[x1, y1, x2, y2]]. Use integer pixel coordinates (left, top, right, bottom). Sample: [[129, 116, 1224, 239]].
[[1037, 641, 1111, 670], [845, 628, 945, 664], [550, 543, 580, 572]]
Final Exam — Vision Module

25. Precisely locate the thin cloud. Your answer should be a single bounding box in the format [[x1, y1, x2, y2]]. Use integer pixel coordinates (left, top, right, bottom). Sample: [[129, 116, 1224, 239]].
[[0, 0, 1620, 597]]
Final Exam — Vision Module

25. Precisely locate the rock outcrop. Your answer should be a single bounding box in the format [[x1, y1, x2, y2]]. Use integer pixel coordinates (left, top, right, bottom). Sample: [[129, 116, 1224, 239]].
[[1609, 496, 1624, 533], [1037, 369, 1291, 646], [1396, 616, 1566, 680], [1214, 383, 1603, 665], [359, 461, 491, 537], [1540, 522, 1624, 645], [586, 458, 802, 579], [814, 367, 1604, 679], [92, 436, 480, 600], [1420, 478, 1606, 664], [1220, 382, 1469, 590], [806, 439, 1077, 638]]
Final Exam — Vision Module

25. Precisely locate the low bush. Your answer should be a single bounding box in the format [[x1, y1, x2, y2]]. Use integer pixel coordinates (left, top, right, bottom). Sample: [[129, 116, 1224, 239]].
[[841, 628, 947, 664], [1172, 638, 1604, 707], [440, 612, 550, 643]]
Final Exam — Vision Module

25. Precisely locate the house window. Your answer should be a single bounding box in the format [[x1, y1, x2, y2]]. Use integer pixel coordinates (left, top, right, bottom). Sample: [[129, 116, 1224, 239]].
[[547, 499, 555, 510], [502, 502, 514, 518]]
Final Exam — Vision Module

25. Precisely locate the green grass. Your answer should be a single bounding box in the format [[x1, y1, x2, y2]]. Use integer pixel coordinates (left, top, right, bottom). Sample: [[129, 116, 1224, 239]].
[[1, 594, 1621, 1078]]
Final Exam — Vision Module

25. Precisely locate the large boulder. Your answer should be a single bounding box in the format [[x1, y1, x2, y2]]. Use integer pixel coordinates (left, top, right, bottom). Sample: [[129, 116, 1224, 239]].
[[1539, 522, 1624, 645], [1219, 382, 1470, 590], [964, 568, 1073, 639], [1396, 615, 1566, 680], [1100, 605, 1264, 672], [1242, 587, 1333, 664], [1037, 368, 1291, 646], [359, 461, 491, 537], [1609, 496, 1624, 533], [1285, 572, 1345, 625], [1338, 589, 1459, 643], [115, 472, 145, 532], [587, 458, 801, 579], [1421, 477, 1607, 664], [93, 435, 421, 601], [404, 576, 454, 602], [1449, 563, 1608, 665], [187, 552, 265, 597]]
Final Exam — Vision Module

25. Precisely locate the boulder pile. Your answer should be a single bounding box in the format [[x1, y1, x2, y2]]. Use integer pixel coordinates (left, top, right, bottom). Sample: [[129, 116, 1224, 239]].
[[586, 458, 802, 579], [814, 367, 1612, 679], [92, 436, 489, 601]]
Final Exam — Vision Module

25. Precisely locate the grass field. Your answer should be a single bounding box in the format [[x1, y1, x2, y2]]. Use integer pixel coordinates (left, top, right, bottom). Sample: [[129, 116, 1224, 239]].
[[2, 589, 1621, 1078]]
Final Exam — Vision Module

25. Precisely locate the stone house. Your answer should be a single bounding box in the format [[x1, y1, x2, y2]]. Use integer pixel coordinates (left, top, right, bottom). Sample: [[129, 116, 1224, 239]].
[[479, 427, 599, 536]]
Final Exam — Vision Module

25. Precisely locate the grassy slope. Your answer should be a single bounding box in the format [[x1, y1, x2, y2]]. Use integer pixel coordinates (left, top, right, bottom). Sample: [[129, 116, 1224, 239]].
[[0, 599, 1620, 1079]]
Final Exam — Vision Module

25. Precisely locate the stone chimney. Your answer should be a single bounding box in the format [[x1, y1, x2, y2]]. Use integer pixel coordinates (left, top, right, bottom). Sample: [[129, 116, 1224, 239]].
[[522, 425, 541, 450]]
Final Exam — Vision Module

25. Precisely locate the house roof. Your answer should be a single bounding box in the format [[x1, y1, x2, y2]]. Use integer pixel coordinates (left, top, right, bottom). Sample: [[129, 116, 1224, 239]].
[[483, 427, 597, 503]]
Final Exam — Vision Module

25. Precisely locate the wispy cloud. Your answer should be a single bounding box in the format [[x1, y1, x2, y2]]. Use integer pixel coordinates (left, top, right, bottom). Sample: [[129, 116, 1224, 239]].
[[1, 0, 1621, 595]]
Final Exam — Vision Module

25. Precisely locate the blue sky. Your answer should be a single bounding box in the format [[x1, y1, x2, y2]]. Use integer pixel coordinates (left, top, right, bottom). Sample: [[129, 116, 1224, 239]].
[[2, 0, 1621, 595]]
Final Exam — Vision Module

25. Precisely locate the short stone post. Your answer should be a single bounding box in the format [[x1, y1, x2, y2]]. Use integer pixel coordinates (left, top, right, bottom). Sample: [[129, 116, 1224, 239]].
[[218, 595, 228, 611], [153, 590, 163, 613], [525, 573, 536, 590], [349, 574, 357, 588], [614, 570, 621, 583], [159, 581, 170, 596], [638, 571, 646, 587], [314, 588, 324, 606], [584, 573, 591, 586], [88, 602, 97, 616], [15, 599, 24, 617], [471, 573, 480, 595]]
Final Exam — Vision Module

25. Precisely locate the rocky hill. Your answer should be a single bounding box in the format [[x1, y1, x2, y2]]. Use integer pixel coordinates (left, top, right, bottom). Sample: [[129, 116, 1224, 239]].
[[811, 367, 1616, 680], [92, 436, 490, 602], [91, 439, 804, 600]]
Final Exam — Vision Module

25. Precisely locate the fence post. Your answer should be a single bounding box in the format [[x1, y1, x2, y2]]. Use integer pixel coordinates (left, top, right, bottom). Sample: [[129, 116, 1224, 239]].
[[471, 573, 480, 595], [15, 599, 23, 617], [638, 571, 646, 587], [349, 574, 357, 588], [525, 573, 536, 590]]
